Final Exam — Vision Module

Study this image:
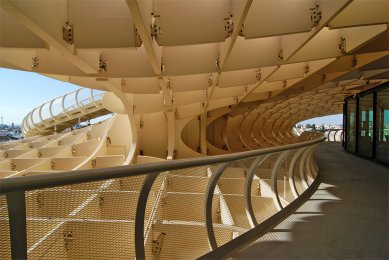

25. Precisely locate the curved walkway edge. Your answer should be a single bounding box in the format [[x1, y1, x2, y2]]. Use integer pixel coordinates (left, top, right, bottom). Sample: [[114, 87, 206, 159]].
[[233, 143, 388, 260]]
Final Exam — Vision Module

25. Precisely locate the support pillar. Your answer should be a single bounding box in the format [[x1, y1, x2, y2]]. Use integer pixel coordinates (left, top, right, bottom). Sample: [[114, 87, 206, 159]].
[[200, 112, 208, 155], [166, 110, 176, 159]]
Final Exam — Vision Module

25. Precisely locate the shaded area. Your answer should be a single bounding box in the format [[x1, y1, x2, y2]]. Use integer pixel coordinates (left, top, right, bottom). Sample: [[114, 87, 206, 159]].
[[234, 143, 388, 259]]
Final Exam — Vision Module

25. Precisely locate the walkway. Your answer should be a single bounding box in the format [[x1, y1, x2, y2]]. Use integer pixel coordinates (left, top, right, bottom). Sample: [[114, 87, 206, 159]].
[[234, 143, 388, 259]]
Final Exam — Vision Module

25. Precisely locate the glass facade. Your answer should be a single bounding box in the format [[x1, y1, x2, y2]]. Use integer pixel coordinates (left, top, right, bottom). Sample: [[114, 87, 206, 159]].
[[344, 83, 389, 165], [376, 88, 389, 165], [346, 100, 356, 153], [358, 93, 374, 157]]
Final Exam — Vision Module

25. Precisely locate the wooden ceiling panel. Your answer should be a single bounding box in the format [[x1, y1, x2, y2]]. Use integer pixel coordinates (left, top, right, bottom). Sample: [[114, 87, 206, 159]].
[[329, 0, 389, 29], [155, 0, 230, 46], [71, 0, 136, 48], [244, 0, 313, 39]]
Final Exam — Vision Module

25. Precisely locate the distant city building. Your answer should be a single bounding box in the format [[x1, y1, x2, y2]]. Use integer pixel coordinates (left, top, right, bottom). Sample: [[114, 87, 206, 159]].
[[0, 123, 22, 142]]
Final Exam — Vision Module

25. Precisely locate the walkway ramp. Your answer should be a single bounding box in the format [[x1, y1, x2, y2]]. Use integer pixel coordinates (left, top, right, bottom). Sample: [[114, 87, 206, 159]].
[[21, 88, 111, 137], [233, 143, 388, 259]]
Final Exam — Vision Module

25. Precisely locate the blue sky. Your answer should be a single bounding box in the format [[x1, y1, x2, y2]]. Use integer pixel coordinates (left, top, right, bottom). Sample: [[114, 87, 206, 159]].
[[0, 67, 343, 126], [0, 68, 79, 125], [300, 114, 343, 125]]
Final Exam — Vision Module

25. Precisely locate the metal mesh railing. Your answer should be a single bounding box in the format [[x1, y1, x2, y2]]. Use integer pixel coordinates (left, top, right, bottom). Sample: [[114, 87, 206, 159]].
[[24, 176, 145, 259], [0, 195, 11, 260], [148, 167, 212, 259], [319, 129, 344, 142], [0, 133, 325, 259]]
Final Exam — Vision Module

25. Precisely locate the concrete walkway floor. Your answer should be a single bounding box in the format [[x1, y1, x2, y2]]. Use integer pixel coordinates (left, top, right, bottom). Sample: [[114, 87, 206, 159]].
[[234, 143, 388, 259]]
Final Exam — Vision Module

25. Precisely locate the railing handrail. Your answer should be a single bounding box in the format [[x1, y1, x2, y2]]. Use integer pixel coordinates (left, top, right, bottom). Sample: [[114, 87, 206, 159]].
[[0, 135, 325, 194], [316, 128, 343, 132]]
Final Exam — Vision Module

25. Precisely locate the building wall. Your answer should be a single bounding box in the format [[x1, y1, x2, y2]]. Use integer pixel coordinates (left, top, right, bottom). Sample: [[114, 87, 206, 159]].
[[344, 82, 389, 165]]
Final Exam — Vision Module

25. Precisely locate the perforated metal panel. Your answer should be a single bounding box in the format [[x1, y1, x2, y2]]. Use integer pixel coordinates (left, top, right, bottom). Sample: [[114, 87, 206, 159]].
[[151, 166, 212, 259], [24, 176, 145, 259], [0, 195, 11, 260], [1, 138, 322, 259]]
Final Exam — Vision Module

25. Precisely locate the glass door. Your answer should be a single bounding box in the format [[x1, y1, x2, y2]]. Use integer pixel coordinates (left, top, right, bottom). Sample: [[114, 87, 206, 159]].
[[376, 88, 389, 165], [358, 94, 374, 157], [346, 100, 356, 153]]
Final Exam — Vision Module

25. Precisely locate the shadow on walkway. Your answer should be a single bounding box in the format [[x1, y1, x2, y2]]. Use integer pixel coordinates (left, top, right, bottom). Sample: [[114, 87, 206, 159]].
[[234, 143, 388, 259]]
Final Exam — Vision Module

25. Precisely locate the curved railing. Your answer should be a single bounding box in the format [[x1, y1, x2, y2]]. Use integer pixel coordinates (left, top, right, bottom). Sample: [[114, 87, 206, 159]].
[[21, 88, 106, 137], [317, 129, 344, 142], [0, 133, 325, 260], [328, 129, 343, 142]]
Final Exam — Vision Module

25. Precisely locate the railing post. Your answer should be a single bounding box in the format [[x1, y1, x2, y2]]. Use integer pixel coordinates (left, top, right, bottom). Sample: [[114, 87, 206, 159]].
[[90, 89, 100, 108], [299, 147, 310, 189], [334, 130, 340, 142], [48, 98, 58, 123], [244, 155, 270, 228], [6, 191, 28, 260], [308, 145, 319, 178], [304, 146, 316, 184], [306, 145, 317, 182], [288, 148, 305, 199], [75, 88, 86, 113], [204, 162, 230, 250], [135, 172, 161, 260], [312, 145, 319, 174], [271, 151, 290, 211]]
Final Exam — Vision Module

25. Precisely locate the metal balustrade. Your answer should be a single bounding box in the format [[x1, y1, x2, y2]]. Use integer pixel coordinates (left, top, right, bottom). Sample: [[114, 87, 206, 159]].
[[0, 133, 324, 260], [318, 129, 344, 142], [21, 89, 107, 137]]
